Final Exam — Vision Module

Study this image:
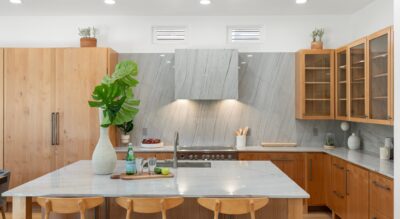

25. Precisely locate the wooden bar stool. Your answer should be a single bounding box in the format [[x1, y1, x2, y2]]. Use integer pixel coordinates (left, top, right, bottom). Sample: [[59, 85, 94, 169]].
[[116, 197, 184, 219], [197, 197, 269, 219], [37, 196, 104, 219]]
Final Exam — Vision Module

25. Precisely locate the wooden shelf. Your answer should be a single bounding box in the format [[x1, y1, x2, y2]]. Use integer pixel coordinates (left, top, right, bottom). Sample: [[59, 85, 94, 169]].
[[305, 67, 331, 70], [305, 82, 330, 85], [339, 98, 347, 101], [353, 60, 365, 65], [339, 65, 346, 69], [351, 97, 365, 101], [372, 73, 388, 78], [352, 77, 365, 81], [371, 53, 388, 59], [372, 96, 388, 100], [339, 81, 346, 84], [305, 98, 330, 101]]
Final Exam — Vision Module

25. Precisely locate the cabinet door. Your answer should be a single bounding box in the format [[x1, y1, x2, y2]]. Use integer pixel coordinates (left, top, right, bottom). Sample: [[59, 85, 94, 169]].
[[346, 163, 369, 219], [367, 27, 393, 125], [331, 157, 347, 218], [4, 48, 56, 188], [335, 47, 348, 120], [0, 49, 3, 169], [306, 153, 325, 206], [296, 50, 334, 119], [349, 38, 368, 121], [55, 48, 111, 167], [370, 172, 393, 219]]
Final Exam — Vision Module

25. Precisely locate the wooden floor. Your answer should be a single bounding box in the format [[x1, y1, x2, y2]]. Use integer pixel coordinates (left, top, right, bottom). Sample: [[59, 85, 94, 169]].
[[5, 211, 332, 219]]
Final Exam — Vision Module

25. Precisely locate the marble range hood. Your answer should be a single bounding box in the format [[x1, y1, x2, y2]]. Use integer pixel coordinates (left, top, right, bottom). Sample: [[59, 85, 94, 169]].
[[174, 49, 239, 100]]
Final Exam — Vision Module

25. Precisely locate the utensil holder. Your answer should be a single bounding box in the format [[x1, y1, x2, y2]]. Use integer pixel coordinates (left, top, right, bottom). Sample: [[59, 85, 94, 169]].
[[236, 136, 246, 149]]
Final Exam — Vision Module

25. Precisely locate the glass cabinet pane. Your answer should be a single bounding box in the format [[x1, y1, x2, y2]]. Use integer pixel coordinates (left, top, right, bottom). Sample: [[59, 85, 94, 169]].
[[304, 54, 331, 116], [369, 33, 389, 120], [350, 43, 366, 118], [336, 51, 347, 117]]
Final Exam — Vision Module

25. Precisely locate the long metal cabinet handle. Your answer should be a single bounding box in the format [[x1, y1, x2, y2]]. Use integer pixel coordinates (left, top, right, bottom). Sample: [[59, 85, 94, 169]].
[[55, 112, 60, 145], [346, 169, 349, 196], [372, 181, 391, 191], [51, 113, 56, 145], [308, 159, 312, 181]]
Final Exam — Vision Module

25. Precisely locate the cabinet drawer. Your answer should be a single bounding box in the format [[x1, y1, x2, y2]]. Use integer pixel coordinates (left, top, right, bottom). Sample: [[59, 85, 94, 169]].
[[330, 157, 347, 217], [370, 172, 393, 219]]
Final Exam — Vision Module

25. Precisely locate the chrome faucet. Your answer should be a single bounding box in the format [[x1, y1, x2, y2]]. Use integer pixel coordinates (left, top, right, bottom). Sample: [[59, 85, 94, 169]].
[[173, 132, 179, 168]]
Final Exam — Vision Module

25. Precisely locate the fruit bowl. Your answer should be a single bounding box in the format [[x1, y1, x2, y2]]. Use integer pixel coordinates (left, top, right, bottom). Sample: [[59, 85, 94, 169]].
[[141, 138, 163, 148]]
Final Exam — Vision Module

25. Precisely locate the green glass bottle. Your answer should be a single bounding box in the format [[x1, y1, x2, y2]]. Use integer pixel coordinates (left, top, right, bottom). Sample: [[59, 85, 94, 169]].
[[125, 143, 136, 175]]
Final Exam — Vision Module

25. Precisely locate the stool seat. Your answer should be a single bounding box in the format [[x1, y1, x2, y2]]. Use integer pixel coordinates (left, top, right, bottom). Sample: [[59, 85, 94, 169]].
[[197, 197, 269, 219]]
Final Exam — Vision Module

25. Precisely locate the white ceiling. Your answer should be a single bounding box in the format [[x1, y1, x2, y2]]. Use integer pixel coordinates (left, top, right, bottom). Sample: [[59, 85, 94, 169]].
[[0, 0, 376, 16]]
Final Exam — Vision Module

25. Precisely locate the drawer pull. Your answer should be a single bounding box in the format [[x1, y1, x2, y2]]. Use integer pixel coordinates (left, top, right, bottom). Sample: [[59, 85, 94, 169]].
[[333, 190, 345, 199], [372, 181, 391, 191], [333, 163, 344, 170]]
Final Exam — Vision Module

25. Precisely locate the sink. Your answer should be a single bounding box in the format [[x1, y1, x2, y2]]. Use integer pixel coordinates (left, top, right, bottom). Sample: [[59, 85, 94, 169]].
[[157, 161, 211, 168]]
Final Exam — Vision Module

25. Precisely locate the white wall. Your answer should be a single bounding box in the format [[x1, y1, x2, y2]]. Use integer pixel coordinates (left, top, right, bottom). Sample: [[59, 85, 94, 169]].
[[0, 15, 349, 53], [349, 0, 394, 40], [393, 0, 399, 217]]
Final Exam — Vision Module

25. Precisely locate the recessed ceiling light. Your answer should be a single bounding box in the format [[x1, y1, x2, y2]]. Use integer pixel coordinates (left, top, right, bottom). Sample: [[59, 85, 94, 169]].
[[104, 0, 116, 5], [9, 0, 22, 4], [296, 0, 307, 4], [247, 54, 253, 58], [200, 0, 211, 5]]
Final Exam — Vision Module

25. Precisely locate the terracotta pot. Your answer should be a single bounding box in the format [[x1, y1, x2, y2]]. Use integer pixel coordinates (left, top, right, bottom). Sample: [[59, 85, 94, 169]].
[[311, 41, 323, 50], [80, 38, 97, 47]]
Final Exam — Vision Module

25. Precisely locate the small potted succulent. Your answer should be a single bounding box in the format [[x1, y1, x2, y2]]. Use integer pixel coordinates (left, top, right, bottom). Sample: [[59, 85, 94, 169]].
[[79, 26, 98, 47], [117, 120, 134, 144], [323, 132, 336, 150], [311, 28, 325, 50]]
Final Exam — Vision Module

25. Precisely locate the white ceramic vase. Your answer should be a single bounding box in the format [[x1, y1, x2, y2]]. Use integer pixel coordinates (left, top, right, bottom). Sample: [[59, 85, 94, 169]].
[[347, 133, 361, 150], [92, 110, 117, 175]]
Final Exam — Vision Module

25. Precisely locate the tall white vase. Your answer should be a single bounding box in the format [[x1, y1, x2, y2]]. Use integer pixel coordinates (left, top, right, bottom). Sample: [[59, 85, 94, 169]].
[[92, 110, 117, 175]]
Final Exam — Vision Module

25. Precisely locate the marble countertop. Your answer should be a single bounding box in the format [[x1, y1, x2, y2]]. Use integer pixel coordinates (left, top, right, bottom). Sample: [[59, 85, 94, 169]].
[[3, 160, 309, 199], [115, 145, 394, 179]]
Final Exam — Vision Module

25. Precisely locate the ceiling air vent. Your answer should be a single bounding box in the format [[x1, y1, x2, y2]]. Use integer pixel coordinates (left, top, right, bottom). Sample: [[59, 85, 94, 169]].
[[227, 26, 263, 43], [152, 26, 187, 44]]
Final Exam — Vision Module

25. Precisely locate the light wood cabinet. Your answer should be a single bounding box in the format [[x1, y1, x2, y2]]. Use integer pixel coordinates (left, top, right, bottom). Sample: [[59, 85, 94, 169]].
[[367, 27, 393, 125], [346, 163, 369, 219], [239, 152, 305, 188], [0, 49, 3, 169], [4, 48, 57, 188], [335, 47, 348, 120], [3, 48, 116, 188], [296, 49, 335, 120], [330, 157, 347, 218], [305, 153, 325, 206], [370, 172, 393, 219]]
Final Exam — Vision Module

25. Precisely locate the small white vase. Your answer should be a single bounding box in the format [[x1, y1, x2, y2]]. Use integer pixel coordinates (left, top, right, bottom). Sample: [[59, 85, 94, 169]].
[[121, 134, 131, 144], [347, 133, 360, 150], [92, 111, 117, 175]]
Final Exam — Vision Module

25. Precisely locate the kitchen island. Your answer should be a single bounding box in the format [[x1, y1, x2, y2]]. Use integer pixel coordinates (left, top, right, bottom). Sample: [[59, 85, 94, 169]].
[[4, 160, 309, 219]]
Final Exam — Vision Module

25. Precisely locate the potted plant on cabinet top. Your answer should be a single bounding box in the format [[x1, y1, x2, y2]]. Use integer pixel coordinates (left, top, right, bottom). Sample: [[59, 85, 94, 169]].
[[117, 120, 134, 144], [311, 28, 324, 50], [88, 60, 140, 174], [79, 26, 98, 47]]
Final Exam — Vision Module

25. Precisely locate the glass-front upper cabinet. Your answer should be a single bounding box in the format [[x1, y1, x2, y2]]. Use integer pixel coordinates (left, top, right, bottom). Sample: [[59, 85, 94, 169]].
[[348, 39, 368, 121], [367, 27, 393, 125], [335, 47, 348, 120], [296, 50, 335, 120]]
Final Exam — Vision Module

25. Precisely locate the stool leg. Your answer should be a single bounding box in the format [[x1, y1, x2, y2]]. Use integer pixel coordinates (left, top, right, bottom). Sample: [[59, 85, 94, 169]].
[[249, 200, 255, 219], [160, 199, 167, 219], [78, 199, 86, 219], [213, 200, 220, 219], [126, 200, 133, 219]]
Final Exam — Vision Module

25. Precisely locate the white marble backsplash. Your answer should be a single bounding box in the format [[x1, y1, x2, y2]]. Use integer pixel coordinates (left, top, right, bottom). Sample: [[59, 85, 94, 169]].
[[118, 53, 390, 151]]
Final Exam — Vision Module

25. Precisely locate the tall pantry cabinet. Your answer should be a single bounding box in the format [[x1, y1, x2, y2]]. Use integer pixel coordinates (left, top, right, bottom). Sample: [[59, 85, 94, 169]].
[[2, 48, 117, 188]]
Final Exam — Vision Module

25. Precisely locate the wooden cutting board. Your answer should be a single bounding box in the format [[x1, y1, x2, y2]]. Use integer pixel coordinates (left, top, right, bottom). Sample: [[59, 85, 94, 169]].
[[261, 142, 297, 147], [111, 173, 174, 180]]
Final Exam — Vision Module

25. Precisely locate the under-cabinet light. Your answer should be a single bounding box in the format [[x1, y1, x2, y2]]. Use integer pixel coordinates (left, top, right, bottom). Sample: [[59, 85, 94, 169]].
[[10, 0, 22, 4], [200, 0, 211, 5], [104, 0, 116, 5], [296, 0, 307, 4]]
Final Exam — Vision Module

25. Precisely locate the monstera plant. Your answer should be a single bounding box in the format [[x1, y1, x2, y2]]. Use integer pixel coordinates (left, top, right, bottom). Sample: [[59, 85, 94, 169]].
[[88, 60, 140, 175], [89, 60, 140, 127]]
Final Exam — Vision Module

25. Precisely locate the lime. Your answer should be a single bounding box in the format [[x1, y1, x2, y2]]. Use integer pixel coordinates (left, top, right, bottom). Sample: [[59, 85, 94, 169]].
[[161, 168, 170, 175], [154, 167, 162, 174]]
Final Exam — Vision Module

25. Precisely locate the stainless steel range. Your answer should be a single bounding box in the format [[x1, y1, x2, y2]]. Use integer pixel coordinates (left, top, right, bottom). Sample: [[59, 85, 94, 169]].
[[177, 146, 238, 160]]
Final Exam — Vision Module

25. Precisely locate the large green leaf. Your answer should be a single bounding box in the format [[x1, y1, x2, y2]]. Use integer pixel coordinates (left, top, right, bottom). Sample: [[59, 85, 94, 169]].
[[88, 60, 140, 128]]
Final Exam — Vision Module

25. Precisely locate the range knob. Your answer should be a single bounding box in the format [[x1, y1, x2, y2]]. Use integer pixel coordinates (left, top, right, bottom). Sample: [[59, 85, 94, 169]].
[[221, 154, 225, 159], [205, 155, 210, 160], [211, 155, 215, 160], [202, 155, 206, 160], [194, 155, 198, 160], [216, 155, 220, 160], [188, 155, 193, 160], [228, 154, 232, 160]]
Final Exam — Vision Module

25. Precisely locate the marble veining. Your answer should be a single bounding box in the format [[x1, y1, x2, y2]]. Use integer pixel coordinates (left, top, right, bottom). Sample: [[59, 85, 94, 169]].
[[3, 160, 309, 199], [174, 49, 238, 100], [350, 123, 393, 155], [119, 53, 342, 148]]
